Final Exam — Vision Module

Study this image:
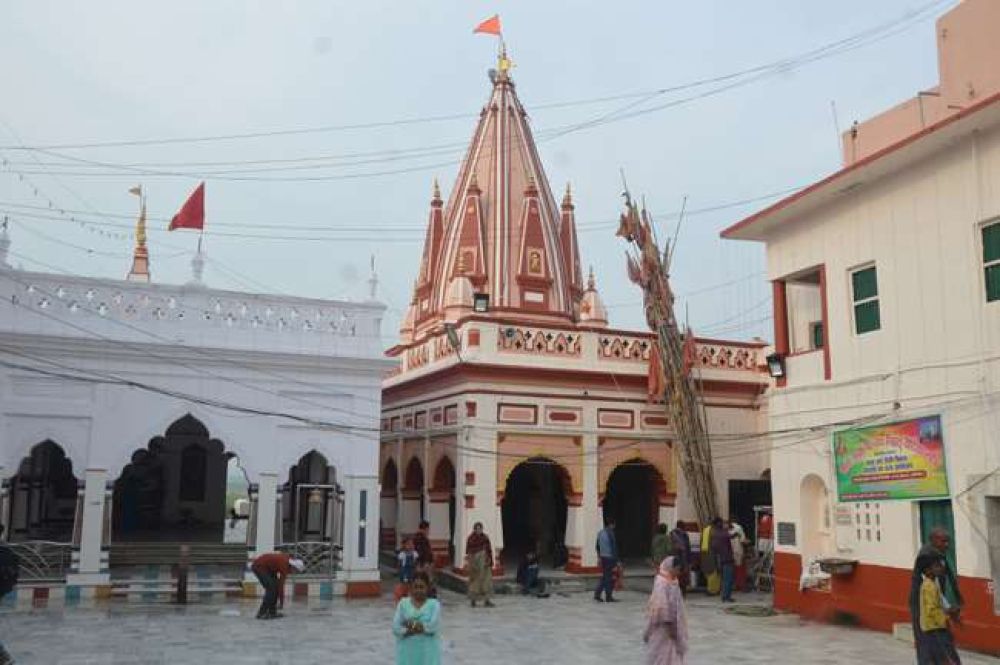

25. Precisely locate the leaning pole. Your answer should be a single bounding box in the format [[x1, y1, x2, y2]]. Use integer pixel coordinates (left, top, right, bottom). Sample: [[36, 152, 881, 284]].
[[615, 190, 720, 525]]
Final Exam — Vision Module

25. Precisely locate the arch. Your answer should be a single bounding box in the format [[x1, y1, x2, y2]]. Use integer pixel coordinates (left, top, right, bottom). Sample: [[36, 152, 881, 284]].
[[403, 457, 424, 491], [112, 414, 231, 543], [281, 449, 337, 543], [7, 440, 80, 542], [381, 458, 399, 494], [602, 458, 669, 559], [104, 406, 249, 482], [431, 456, 456, 492], [3, 423, 89, 482], [501, 457, 571, 567], [800, 473, 832, 559]]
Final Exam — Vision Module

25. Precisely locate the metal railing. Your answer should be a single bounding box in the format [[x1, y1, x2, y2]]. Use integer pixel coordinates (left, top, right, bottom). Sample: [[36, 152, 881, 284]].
[[276, 541, 342, 578], [4, 541, 73, 582]]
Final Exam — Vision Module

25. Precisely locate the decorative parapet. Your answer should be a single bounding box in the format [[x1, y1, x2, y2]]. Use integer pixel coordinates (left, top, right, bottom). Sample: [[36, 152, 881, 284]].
[[693, 341, 760, 372], [496, 326, 581, 357], [597, 335, 652, 361], [0, 270, 384, 357]]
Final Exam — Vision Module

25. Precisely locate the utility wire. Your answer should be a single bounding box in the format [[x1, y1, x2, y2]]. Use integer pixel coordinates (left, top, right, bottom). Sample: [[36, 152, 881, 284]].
[[0, 0, 951, 154]]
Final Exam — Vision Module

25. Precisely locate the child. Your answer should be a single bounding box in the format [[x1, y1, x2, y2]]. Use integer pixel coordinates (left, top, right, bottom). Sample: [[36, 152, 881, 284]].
[[919, 557, 962, 664], [394, 538, 418, 603], [399, 539, 418, 584]]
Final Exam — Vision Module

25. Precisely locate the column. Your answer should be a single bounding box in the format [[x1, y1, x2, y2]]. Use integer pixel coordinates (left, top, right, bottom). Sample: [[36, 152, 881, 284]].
[[566, 434, 600, 573], [452, 448, 468, 572], [341, 474, 380, 597], [0, 478, 9, 541], [67, 469, 110, 586], [459, 424, 500, 574], [394, 437, 404, 547], [245, 473, 278, 582]]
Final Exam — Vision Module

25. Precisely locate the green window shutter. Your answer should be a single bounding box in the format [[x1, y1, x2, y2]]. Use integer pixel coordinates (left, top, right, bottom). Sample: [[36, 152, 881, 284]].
[[986, 264, 1000, 303], [855, 300, 881, 334], [812, 322, 824, 349], [852, 267, 878, 301], [983, 223, 1000, 263]]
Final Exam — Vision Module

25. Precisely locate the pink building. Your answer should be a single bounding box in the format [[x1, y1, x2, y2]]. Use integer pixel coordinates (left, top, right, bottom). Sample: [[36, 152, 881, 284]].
[[380, 58, 770, 576]]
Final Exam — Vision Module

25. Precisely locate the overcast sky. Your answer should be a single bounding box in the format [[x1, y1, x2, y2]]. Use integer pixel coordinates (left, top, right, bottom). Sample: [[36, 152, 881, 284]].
[[0, 0, 950, 347]]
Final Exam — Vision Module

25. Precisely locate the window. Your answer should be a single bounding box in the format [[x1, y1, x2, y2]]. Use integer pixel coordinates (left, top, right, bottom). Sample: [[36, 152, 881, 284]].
[[810, 321, 824, 350], [983, 221, 1000, 303], [179, 444, 207, 501], [851, 265, 880, 334]]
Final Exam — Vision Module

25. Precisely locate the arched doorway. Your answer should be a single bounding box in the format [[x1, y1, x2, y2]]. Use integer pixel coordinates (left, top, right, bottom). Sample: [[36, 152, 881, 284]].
[[112, 415, 233, 542], [399, 457, 425, 535], [800, 474, 832, 559], [380, 459, 398, 551], [431, 457, 456, 564], [502, 458, 569, 567], [7, 441, 79, 542], [603, 459, 667, 561], [282, 450, 337, 543]]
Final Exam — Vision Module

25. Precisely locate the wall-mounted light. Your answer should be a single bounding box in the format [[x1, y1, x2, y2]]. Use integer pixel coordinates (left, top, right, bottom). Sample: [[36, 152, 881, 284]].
[[473, 293, 489, 313], [765, 353, 786, 379], [444, 323, 463, 362]]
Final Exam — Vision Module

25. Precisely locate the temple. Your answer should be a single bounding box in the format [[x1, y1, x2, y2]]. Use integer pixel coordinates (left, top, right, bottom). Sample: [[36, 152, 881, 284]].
[[380, 62, 771, 574]]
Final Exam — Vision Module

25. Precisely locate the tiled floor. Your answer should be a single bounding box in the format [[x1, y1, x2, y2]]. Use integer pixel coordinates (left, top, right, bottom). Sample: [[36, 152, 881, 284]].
[[0, 590, 995, 664]]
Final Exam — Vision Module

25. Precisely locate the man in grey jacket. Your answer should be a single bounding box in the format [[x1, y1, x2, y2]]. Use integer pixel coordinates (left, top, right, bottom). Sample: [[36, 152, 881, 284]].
[[593, 519, 619, 603]]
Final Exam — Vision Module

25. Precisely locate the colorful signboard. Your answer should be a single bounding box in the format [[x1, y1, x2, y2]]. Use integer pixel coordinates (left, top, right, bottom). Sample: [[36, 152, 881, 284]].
[[832, 415, 949, 501]]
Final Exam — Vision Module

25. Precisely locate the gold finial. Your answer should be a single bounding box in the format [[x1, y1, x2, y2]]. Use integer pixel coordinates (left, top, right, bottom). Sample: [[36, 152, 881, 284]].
[[498, 42, 514, 77], [432, 178, 441, 200]]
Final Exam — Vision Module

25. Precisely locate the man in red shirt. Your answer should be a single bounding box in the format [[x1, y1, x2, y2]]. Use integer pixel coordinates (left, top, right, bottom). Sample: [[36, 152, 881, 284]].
[[251, 552, 305, 619]]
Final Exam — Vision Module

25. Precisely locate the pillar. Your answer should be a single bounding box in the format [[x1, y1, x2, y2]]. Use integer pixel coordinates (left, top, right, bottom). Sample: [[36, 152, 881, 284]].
[[67, 469, 110, 586], [567, 434, 600, 573], [394, 437, 404, 547], [341, 474, 380, 597], [245, 473, 278, 581], [0, 478, 9, 541]]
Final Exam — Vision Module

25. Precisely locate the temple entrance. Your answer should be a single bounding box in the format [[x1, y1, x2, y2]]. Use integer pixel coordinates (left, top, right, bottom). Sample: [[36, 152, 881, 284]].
[[280, 451, 343, 577], [281, 451, 339, 543], [501, 458, 569, 567], [112, 415, 234, 542], [603, 460, 666, 561], [6, 440, 79, 543]]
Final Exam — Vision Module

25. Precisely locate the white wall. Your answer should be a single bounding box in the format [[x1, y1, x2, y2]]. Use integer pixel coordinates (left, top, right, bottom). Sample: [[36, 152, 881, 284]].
[[762, 121, 1000, 579]]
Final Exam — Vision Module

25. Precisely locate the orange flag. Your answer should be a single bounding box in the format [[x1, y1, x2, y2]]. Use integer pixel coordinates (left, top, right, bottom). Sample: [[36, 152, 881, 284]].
[[473, 14, 502, 36]]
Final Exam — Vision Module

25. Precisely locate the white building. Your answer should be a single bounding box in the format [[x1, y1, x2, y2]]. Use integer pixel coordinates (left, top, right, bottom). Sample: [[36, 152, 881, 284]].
[[0, 222, 390, 599], [722, 0, 1000, 653]]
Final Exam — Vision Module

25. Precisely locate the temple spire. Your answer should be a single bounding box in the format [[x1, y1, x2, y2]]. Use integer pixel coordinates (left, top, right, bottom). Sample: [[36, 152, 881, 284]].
[[126, 186, 150, 283]]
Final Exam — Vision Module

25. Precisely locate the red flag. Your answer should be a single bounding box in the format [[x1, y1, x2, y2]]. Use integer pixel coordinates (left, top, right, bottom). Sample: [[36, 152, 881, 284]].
[[473, 14, 502, 36], [169, 182, 205, 231]]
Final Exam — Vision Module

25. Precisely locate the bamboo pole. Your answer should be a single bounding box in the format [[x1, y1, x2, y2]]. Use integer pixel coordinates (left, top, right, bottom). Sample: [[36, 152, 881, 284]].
[[617, 193, 719, 524]]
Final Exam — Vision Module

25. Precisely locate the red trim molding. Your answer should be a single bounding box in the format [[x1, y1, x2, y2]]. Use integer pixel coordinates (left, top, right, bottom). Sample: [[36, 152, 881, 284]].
[[345, 581, 382, 598], [774, 552, 1000, 655]]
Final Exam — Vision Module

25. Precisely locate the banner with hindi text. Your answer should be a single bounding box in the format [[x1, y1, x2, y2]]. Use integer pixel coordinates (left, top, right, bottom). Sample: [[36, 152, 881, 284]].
[[832, 415, 949, 502]]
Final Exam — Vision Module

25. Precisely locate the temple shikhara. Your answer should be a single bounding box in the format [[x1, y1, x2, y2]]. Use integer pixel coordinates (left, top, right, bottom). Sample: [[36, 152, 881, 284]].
[[379, 58, 770, 574]]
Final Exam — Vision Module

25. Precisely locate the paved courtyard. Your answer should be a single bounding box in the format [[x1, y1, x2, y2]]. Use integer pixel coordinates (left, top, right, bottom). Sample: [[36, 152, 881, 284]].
[[1, 589, 995, 664]]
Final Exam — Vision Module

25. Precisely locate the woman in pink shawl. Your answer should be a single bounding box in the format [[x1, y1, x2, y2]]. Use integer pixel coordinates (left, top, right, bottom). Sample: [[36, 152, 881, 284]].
[[643, 556, 689, 665]]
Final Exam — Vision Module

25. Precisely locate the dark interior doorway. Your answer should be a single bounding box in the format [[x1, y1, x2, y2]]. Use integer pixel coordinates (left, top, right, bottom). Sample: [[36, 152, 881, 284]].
[[603, 460, 663, 560], [728, 479, 772, 544], [112, 415, 230, 542], [7, 440, 79, 542], [501, 458, 568, 567]]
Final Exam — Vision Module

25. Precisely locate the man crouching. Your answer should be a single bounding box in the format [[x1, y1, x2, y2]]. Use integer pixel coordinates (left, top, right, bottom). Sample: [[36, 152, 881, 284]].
[[251, 551, 305, 619]]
